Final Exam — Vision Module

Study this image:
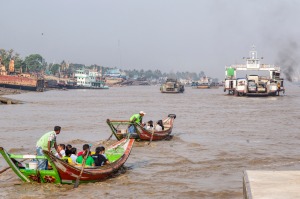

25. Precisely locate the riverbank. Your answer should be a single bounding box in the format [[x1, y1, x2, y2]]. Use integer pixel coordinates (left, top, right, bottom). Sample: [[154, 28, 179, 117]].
[[0, 87, 28, 96]]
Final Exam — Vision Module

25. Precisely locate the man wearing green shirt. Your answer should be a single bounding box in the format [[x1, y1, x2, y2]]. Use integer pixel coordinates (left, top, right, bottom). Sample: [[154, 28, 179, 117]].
[[128, 111, 146, 133], [36, 126, 61, 170]]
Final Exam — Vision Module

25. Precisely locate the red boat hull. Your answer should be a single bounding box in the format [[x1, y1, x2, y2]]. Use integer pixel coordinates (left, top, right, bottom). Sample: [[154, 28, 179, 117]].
[[43, 138, 134, 184], [107, 114, 176, 141]]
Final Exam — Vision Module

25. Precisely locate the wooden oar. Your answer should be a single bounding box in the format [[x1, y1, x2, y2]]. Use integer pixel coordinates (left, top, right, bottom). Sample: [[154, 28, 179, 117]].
[[74, 145, 91, 188], [148, 126, 155, 145]]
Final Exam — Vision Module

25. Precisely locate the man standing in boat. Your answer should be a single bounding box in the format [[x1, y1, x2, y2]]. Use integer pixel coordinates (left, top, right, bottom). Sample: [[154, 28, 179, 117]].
[[36, 126, 61, 170], [128, 111, 146, 133]]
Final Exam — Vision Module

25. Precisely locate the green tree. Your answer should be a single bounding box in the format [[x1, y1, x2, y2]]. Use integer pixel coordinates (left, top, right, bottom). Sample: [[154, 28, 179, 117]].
[[50, 64, 60, 75], [0, 49, 24, 71], [24, 54, 44, 72], [14, 55, 25, 72]]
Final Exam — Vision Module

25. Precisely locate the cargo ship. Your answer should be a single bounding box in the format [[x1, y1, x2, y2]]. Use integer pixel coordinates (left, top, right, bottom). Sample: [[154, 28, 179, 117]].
[[0, 58, 45, 92], [224, 47, 285, 96]]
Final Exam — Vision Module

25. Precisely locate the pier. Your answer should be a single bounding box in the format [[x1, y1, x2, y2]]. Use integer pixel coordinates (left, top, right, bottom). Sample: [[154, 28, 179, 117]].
[[243, 170, 300, 199]]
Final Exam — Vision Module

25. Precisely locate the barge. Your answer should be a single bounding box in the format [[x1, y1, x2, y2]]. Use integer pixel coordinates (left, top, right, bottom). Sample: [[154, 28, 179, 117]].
[[224, 47, 285, 96], [0, 59, 44, 92]]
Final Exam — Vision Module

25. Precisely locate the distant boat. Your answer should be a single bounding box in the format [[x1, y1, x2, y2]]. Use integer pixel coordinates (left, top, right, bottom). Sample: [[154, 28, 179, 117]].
[[191, 82, 210, 89], [160, 79, 184, 93], [191, 76, 221, 89], [58, 69, 109, 89], [106, 114, 176, 141], [224, 46, 285, 96]]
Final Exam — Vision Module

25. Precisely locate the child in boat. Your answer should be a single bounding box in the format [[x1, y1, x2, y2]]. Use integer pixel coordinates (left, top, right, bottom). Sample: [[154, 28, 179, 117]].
[[91, 146, 110, 166], [64, 148, 77, 165], [155, 120, 164, 131], [64, 147, 77, 165], [70, 147, 77, 163], [64, 150, 74, 165], [55, 144, 66, 158], [76, 145, 95, 167]]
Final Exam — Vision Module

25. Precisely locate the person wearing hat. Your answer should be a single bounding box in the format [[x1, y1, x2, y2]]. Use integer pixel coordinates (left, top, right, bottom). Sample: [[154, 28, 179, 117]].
[[36, 126, 62, 170], [128, 111, 146, 133]]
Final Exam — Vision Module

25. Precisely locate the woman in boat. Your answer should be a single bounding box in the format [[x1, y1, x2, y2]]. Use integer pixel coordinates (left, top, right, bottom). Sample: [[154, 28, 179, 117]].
[[77, 144, 89, 156], [145, 120, 154, 130], [155, 120, 164, 131], [91, 146, 110, 166]]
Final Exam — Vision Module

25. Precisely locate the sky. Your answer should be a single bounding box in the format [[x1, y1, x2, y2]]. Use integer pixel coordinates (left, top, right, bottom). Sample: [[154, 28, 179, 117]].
[[1, 0, 300, 80]]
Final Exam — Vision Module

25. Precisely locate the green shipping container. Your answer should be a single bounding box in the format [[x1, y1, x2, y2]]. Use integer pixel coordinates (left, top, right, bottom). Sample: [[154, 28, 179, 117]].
[[227, 68, 235, 76]]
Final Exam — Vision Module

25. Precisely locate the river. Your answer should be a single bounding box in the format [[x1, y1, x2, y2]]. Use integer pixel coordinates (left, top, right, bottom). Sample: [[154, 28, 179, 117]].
[[0, 84, 300, 198]]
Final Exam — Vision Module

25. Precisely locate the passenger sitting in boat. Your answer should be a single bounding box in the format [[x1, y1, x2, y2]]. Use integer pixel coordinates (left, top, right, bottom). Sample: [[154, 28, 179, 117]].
[[155, 120, 164, 131], [91, 146, 110, 166], [66, 144, 72, 151], [145, 120, 154, 130], [70, 147, 78, 163], [64, 149, 77, 165], [77, 144, 89, 156], [55, 144, 66, 158], [76, 146, 95, 167]]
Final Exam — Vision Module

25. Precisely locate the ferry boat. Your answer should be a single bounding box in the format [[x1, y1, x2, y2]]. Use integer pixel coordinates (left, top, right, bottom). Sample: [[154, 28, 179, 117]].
[[58, 69, 108, 89], [160, 78, 184, 93], [224, 47, 285, 96]]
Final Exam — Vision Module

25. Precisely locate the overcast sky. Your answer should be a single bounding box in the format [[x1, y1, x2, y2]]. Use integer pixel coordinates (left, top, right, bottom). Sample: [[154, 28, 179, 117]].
[[1, 0, 300, 79]]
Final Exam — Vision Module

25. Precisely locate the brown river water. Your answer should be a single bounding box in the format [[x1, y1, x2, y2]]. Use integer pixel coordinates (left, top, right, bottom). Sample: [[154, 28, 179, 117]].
[[0, 84, 300, 199]]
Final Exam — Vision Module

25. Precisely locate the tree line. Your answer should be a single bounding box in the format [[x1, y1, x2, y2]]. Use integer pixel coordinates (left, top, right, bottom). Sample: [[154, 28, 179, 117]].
[[0, 49, 217, 81]]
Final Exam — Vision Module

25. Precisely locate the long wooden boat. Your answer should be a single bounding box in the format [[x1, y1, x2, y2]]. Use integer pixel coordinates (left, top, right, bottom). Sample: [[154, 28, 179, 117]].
[[107, 114, 176, 141], [0, 138, 134, 184]]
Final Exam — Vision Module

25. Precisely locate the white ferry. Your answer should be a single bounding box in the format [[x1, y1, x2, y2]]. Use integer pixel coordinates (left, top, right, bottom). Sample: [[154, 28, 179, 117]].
[[224, 47, 285, 96], [66, 69, 109, 89]]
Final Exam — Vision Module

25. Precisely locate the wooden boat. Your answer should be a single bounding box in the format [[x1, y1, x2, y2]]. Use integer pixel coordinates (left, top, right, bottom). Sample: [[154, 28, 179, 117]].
[[107, 114, 176, 141], [0, 138, 134, 184]]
